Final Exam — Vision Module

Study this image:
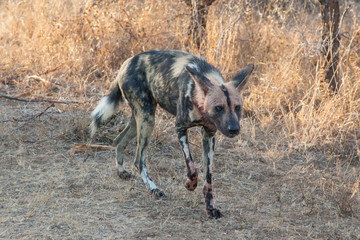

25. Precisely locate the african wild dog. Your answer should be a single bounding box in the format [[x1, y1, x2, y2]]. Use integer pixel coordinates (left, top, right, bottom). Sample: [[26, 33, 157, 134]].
[[90, 50, 253, 218]]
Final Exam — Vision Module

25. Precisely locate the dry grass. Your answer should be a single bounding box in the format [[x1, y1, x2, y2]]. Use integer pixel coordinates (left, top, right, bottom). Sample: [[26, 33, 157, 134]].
[[1, 0, 360, 239]]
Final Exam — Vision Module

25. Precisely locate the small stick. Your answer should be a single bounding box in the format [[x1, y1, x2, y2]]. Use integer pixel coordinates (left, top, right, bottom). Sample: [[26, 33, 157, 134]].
[[0, 103, 55, 123], [41, 61, 72, 75], [27, 75, 53, 85], [69, 143, 114, 154], [0, 94, 81, 104]]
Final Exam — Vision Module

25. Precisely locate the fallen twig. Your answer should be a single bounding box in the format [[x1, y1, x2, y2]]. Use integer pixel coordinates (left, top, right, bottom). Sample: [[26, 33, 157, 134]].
[[70, 143, 114, 154], [27, 75, 54, 85], [41, 61, 72, 75], [15, 91, 34, 98], [0, 103, 55, 123], [0, 94, 81, 104]]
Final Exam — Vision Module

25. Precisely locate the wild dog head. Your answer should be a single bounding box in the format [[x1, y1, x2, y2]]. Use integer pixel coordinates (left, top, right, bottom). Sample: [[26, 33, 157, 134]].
[[186, 64, 254, 138]]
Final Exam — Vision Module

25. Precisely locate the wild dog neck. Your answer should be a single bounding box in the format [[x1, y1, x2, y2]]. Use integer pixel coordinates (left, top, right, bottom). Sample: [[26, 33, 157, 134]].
[[191, 88, 217, 132]]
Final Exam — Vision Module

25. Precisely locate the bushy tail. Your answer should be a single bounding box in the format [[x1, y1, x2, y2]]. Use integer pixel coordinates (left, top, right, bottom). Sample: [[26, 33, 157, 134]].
[[90, 84, 123, 136]]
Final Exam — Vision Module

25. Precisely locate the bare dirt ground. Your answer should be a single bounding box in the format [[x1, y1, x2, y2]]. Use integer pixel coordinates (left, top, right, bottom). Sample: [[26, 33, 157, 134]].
[[1, 96, 359, 240]]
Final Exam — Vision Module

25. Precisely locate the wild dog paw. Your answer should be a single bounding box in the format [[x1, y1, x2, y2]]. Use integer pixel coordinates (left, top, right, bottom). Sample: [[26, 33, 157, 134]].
[[117, 170, 132, 180], [206, 207, 222, 219], [151, 189, 166, 199], [184, 178, 198, 191], [184, 171, 198, 191]]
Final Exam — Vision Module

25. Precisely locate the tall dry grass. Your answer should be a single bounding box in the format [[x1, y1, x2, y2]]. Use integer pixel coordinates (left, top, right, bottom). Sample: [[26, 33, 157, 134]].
[[0, 0, 359, 193]]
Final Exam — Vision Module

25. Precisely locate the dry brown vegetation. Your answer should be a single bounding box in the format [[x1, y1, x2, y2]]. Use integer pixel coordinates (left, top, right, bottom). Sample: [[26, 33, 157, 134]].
[[1, 0, 360, 239]]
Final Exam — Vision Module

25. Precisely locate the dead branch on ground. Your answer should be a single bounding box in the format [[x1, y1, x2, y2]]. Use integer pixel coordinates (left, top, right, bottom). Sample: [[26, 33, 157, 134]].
[[0, 103, 55, 123], [69, 143, 114, 154], [0, 94, 81, 104]]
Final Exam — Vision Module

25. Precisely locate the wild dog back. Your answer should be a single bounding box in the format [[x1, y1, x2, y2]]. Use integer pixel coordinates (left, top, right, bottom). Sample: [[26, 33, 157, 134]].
[[116, 50, 225, 116]]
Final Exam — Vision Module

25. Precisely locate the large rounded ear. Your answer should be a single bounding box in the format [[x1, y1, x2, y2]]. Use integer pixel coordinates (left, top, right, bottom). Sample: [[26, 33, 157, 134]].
[[186, 64, 214, 94], [231, 64, 254, 91]]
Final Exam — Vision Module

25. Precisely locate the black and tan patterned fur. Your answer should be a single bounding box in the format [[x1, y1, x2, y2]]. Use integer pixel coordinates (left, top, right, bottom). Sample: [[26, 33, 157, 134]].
[[91, 50, 253, 218]]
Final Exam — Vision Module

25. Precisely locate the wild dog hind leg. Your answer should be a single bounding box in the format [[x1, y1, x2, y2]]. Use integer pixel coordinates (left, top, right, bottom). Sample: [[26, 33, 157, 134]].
[[202, 127, 222, 218], [133, 106, 166, 199], [113, 113, 137, 179]]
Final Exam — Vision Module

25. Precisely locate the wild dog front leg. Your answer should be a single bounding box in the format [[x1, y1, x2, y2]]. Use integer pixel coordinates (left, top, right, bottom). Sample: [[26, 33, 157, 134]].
[[202, 127, 222, 218], [177, 127, 198, 191]]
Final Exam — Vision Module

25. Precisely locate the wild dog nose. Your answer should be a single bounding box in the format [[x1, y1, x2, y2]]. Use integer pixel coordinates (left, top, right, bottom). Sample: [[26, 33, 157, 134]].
[[228, 125, 240, 135]]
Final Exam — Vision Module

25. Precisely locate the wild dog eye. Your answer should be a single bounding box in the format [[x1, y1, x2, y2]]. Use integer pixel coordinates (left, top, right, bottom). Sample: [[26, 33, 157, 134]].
[[234, 105, 241, 112], [215, 105, 224, 113]]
